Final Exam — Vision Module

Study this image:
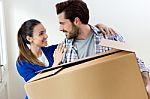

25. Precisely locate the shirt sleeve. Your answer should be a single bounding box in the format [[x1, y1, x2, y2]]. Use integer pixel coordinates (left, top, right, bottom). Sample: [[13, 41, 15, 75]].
[[137, 57, 149, 72], [106, 33, 125, 42], [112, 33, 149, 72]]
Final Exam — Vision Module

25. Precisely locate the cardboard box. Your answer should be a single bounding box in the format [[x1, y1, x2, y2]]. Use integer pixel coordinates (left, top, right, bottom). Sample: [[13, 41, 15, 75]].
[[24, 40, 148, 99]]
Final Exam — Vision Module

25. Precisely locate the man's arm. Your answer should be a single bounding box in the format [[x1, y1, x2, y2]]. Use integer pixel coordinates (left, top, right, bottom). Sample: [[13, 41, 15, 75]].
[[96, 24, 150, 98]]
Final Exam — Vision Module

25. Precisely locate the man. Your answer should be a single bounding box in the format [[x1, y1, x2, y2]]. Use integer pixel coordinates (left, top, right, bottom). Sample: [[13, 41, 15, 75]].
[[55, 0, 150, 98]]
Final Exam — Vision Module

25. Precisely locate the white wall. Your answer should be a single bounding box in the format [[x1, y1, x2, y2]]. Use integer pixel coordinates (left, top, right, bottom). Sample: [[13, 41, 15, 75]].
[[2, 0, 150, 99], [87, 0, 150, 66]]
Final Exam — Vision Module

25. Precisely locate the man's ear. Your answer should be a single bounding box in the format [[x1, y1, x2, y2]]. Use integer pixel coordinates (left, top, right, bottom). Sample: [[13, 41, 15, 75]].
[[26, 36, 33, 43], [73, 17, 81, 25]]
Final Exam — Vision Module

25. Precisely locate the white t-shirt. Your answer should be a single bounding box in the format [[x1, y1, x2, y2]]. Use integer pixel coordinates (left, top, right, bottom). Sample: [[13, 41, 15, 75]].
[[38, 51, 49, 67]]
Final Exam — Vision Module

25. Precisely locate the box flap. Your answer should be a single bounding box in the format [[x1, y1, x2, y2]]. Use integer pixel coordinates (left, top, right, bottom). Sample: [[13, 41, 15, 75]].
[[99, 39, 134, 52], [28, 49, 123, 82], [28, 39, 134, 82]]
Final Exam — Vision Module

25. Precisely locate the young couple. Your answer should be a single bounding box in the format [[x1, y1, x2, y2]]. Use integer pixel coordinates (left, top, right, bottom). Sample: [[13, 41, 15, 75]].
[[16, 0, 150, 99]]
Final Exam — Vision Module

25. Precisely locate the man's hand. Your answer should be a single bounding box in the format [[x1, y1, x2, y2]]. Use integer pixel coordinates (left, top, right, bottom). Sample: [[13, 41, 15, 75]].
[[95, 23, 116, 35], [141, 72, 150, 99]]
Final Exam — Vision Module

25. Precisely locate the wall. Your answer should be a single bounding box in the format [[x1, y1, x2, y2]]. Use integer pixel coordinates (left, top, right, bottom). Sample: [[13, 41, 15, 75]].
[[87, 0, 150, 65], [2, 0, 150, 99]]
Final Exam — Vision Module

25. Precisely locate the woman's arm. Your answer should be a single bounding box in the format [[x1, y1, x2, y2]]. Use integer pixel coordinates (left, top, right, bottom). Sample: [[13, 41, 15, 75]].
[[95, 23, 116, 35], [16, 61, 45, 82], [53, 43, 66, 67]]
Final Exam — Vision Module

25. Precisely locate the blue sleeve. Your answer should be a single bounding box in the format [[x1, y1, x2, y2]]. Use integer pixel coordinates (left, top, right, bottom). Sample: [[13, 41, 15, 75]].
[[16, 61, 37, 82], [42, 45, 57, 55], [25, 96, 28, 99], [46, 44, 57, 53]]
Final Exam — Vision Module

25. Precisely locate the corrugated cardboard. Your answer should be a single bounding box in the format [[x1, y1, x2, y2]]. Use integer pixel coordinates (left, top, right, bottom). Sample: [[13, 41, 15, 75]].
[[24, 39, 148, 99]]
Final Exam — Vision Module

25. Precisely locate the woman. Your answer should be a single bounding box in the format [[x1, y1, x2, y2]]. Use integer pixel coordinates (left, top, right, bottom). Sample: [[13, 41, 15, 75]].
[[16, 19, 66, 99], [16, 19, 65, 82]]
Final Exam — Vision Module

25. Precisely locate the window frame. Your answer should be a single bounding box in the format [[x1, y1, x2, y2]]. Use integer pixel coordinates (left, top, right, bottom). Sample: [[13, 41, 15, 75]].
[[0, 0, 7, 84]]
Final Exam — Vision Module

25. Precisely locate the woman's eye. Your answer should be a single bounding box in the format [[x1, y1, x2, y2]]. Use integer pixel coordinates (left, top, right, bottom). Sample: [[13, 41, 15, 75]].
[[39, 32, 44, 35]]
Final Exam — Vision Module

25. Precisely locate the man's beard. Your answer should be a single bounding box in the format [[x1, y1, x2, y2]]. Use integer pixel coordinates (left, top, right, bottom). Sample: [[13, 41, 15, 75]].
[[66, 24, 79, 39]]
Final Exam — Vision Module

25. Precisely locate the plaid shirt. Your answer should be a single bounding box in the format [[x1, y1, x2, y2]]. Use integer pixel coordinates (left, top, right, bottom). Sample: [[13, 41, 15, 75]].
[[61, 25, 149, 72]]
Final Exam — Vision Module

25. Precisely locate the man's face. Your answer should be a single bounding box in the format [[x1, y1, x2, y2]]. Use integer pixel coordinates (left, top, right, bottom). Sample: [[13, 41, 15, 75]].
[[58, 12, 79, 39]]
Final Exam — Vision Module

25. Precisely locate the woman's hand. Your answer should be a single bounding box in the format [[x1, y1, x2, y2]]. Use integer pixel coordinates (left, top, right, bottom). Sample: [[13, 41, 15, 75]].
[[53, 43, 66, 67], [95, 23, 116, 35]]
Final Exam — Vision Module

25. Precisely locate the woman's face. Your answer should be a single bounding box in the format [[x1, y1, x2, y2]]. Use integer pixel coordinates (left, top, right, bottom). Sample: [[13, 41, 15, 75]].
[[29, 23, 48, 47]]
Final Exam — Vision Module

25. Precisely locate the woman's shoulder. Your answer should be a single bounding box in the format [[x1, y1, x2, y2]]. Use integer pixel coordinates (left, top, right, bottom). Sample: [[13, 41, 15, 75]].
[[16, 59, 30, 68], [42, 44, 57, 52]]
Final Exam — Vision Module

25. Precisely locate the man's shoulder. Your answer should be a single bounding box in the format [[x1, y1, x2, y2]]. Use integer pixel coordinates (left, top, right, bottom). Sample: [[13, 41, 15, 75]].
[[89, 25, 102, 35], [90, 25, 124, 42]]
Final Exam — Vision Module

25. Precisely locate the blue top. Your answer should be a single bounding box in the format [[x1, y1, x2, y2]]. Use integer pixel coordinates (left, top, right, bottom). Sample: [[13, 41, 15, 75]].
[[16, 45, 57, 82]]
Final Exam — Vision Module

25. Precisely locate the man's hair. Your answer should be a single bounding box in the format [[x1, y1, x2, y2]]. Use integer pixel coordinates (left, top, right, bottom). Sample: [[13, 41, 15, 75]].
[[55, 0, 89, 24]]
